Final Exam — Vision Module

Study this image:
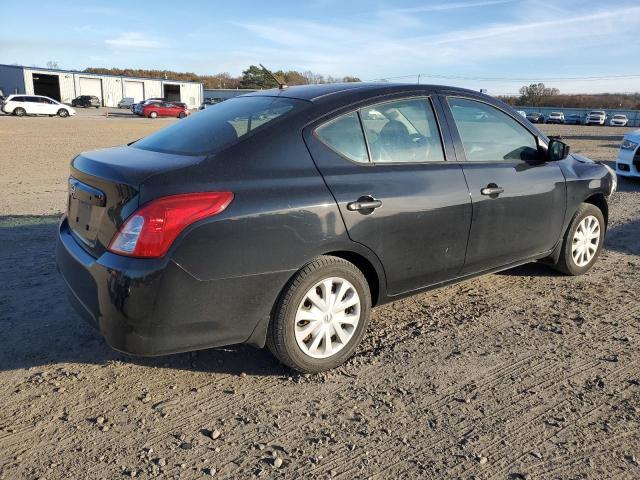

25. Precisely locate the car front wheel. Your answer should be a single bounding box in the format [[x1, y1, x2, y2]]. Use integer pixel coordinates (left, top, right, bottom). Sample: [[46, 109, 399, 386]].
[[57, 109, 69, 118], [553, 203, 605, 276], [149, 111, 158, 118], [13, 107, 26, 117], [267, 256, 371, 373]]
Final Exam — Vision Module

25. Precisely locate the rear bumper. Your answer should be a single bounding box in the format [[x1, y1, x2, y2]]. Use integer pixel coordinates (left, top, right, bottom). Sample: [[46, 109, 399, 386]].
[[56, 217, 291, 355]]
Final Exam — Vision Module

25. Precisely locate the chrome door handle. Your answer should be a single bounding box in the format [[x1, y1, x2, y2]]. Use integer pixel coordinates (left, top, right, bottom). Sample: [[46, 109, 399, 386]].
[[480, 184, 504, 196], [347, 196, 383, 212]]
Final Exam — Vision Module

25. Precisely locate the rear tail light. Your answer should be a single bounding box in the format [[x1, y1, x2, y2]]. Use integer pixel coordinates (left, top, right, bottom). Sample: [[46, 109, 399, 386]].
[[108, 192, 234, 258]]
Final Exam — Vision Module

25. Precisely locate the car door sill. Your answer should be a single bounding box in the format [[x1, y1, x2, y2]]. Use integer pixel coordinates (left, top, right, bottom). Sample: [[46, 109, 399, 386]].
[[384, 250, 553, 303]]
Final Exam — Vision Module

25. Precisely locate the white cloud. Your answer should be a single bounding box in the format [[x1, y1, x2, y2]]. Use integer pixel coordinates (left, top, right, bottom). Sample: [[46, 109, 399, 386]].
[[105, 32, 166, 49], [229, 4, 640, 93], [387, 0, 515, 14]]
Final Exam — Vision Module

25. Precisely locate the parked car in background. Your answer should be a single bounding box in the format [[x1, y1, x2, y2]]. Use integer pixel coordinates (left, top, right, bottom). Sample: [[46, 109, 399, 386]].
[[526, 112, 545, 123], [142, 101, 189, 118], [171, 102, 189, 111], [516, 110, 527, 118], [132, 98, 165, 115], [199, 98, 222, 110], [609, 114, 629, 127], [71, 95, 100, 108], [118, 97, 135, 109], [56, 83, 616, 373], [616, 130, 640, 178], [585, 110, 606, 126], [546, 112, 565, 124], [565, 113, 583, 125], [2, 94, 75, 117]]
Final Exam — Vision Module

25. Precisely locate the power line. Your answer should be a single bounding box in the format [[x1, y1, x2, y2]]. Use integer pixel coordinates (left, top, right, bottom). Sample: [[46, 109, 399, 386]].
[[366, 73, 640, 83]]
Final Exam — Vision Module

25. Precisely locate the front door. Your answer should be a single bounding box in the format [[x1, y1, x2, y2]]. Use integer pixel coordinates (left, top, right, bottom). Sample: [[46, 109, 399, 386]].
[[305, 96, 472, 295], [441, 95, 566, 274]]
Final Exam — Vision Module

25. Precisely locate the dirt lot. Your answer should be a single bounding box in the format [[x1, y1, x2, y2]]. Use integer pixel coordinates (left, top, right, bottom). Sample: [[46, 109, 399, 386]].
[[0, 116, 639, 479]]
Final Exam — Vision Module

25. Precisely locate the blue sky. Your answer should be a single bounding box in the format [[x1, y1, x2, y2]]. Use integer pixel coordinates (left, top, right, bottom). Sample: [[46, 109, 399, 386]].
[[1, 0, 639, 94]]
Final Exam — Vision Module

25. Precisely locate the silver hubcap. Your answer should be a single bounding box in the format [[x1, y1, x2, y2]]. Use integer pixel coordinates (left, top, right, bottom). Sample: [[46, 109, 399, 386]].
[[294, 277, 361, 359], [572, 215, 600, 267]]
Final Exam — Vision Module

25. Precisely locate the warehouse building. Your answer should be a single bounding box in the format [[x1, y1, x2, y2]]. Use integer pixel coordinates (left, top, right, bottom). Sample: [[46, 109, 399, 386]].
[[0, 64, 203, 108]]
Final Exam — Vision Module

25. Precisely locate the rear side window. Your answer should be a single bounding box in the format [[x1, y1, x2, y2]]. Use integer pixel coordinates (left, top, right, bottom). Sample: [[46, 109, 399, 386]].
[[360, 98, 444, 163], [315, 112, 369, 163], [134, 97, 306, 155], [447, 97, 539, 162]]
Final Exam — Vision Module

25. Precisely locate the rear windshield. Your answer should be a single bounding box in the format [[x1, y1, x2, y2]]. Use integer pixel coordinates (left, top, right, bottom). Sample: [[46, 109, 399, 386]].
[[133, 96, 306, 155]]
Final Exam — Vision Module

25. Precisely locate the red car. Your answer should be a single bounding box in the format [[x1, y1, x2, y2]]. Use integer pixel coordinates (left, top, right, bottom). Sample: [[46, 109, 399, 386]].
[[142, 102, 189, 119]]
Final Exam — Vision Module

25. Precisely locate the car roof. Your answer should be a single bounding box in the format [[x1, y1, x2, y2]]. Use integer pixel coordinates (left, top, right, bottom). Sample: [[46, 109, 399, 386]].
[[241, 82, 479, 103]]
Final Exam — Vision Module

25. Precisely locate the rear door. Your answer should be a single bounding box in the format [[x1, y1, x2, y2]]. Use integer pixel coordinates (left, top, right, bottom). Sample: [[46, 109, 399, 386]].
[[25, 96, 45, 115], [440, 95, 566, 274], [305, 96, 472, 295]]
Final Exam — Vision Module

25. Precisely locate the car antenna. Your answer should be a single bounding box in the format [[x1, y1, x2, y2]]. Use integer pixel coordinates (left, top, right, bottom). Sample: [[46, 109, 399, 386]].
[[260, 64, 288, 90]]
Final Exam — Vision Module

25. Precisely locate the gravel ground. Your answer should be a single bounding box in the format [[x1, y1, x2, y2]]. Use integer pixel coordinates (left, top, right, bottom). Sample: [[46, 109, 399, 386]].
[[0, 117, 639, 479]]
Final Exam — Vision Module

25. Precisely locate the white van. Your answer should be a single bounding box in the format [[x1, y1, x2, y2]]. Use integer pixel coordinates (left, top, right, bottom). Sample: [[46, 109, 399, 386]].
[[1, 94, 76, 117]]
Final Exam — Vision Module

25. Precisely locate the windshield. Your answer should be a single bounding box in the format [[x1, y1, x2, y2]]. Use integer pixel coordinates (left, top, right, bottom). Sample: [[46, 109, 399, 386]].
[[133, 96, 307, 155], [614, 115, 626, 119]]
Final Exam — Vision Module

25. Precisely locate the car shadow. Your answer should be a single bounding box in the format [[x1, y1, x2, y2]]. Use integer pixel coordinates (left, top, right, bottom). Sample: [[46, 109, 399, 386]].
[[0, 215, 285, 376]]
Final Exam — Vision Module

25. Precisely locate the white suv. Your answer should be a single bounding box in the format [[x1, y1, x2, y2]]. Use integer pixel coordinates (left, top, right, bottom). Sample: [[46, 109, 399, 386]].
[[1, 94, 76, 117], [585, 110, 606, 126]]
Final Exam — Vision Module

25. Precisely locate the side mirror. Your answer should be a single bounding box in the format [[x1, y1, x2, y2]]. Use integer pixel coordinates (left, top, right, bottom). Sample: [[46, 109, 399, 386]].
[[548, 138, 570, 161]]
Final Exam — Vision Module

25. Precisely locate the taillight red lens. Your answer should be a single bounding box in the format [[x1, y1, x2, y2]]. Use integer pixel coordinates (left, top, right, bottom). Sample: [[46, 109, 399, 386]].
[[108, 192, 234, 258]]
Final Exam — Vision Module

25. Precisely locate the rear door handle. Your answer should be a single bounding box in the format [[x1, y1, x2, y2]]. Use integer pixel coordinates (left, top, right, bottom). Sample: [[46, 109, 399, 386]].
[[480, 184, 504, 196], [347, 196, 383, 212]]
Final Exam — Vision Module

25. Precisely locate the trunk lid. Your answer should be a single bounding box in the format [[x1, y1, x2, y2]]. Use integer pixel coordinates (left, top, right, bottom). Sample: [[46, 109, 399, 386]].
[[68, 145, 205, 256]]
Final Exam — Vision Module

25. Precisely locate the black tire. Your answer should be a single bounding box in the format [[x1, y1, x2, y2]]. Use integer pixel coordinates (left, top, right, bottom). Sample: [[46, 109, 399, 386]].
[[178, 112, 186, 119], [57, 109, 69, 118], [552, 203, 605, 276], [13, 107, 26, 117], [267, 255, 371, 373]]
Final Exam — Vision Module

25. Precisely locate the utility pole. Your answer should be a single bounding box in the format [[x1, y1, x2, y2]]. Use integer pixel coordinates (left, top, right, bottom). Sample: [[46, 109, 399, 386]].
[[417, 74, 421, 84]]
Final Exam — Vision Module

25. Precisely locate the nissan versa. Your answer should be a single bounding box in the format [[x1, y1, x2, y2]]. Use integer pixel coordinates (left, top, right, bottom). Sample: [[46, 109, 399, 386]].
[[56, 83, 617, 373]]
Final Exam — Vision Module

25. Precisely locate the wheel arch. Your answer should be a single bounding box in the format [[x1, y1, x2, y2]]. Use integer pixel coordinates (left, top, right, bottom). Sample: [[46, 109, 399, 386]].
[[583, 193, 608, 229], [323, 250, 381, 307], [245, 247, 386, 349]]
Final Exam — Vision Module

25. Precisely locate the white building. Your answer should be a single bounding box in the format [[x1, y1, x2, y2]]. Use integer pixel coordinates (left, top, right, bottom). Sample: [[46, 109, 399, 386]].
[[0, 64, 203, 108]]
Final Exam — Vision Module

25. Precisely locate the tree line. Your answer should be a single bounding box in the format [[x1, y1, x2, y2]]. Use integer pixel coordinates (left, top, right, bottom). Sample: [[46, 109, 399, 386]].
[[83, 65, 361, 90], [498, 83, 640, 110]]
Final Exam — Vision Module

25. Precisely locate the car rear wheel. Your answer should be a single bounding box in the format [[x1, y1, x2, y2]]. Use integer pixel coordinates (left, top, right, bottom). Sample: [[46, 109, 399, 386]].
[[13, 107, 26, 117], [149, 111, 158, 118], [57, 109, 69, 118], [178, 112, 186, 119], [553, 203, 605, 276], [267, 255, 371, 373]]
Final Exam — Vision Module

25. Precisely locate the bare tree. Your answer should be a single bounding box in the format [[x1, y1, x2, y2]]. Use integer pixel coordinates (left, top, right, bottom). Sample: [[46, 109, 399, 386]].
[[46, 61, 60, 69], [518, 83, 559, 106]]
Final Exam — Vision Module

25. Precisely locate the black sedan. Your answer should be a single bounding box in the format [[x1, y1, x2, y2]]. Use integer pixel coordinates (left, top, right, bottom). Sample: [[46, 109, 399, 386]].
[[526, 111, 545, 123], [56, 83, 616, 372], [71, 95, 100, 108]]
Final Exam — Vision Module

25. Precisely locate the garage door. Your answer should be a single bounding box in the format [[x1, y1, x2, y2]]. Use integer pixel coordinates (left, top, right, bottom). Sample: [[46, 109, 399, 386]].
[[124, 81, 144, 102], [79, 77, 103, 104]]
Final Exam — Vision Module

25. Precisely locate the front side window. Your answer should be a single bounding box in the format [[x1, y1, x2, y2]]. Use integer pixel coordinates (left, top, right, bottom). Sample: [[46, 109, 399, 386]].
[[360, 98, 445, 163], [448, 97, 539, 162], [315, 112, 369, 163], [134, 96, 306, 155]]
